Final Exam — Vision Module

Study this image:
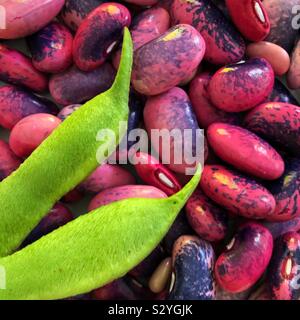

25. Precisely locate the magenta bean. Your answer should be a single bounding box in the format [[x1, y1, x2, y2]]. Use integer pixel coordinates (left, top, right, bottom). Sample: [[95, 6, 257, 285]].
[[88, 185, 167, 211], [132, 24, 205, 96], [91, 278, 137, 300], [244, 102, 300, 156], [266, 79, 299, 105], [22, 203, 74, 247], [208, 58, 275, 112], [0, 85, 58, 129], [207, 123, 285, 180], [189, 72, 241, 129], [79, 164, 136, 194], [186, 188, 229, 242], [200, 165, 276, 219], [49, 63, 116, 105], [0, 0, 65, 39], [73, 3, 131, 71], [9, 114, 62, 158], [133, 152, 181, 196], [112, 7, 170, 69], [261, 216, 300, 239], [215, 222, 273, 293], [57, 105, 82, 121], [267, 158, 300, 222], [171, 0, 245, 65], [27, 22, 73, 74], [61, 0, 108, 31], [144, 87, 203, 174], [263, 0, 299, 53], [169, 236, 216, 300], [267, 232, 300, 300], [0, 44, 48, 92], [0, 140, 22, 182]]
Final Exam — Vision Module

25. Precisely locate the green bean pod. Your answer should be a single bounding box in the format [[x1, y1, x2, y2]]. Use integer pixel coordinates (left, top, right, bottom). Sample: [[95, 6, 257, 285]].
[[0, 28, 133, 257], [0, 166, 201, 300]]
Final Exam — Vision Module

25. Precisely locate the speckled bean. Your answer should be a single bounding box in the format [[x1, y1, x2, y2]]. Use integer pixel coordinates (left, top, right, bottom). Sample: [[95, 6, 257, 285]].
[[263, 0, 299, 52], [267, 158, 300, 222], [244, 102, 300, 156], [215, 222, 273, 293], [73, 3, 131, 71], [188, 72, 241, 129], [171, 0, 245, 65], [49, 63, 116, 105], [144, 87, 203, 174], [0, 44, 48, 92], [168, 235, 216, 300], [88, 185, 167, 211], [0, 85, 58, 129], [61, 0, 107, 31], [267, 232, 300, 300], [200, 165, 276, 219], [0, 0, 65, 39], [79, 164, 136, 194], [132, 24, 205, 96], [27, 21, 73, 74], [208, 58, 274, 112], [261, 216, 300, 239], [207, 123, 285, 180], [185, 188, 229, 242], [112, 7, 170, 69], [57, 105, 82, 121]]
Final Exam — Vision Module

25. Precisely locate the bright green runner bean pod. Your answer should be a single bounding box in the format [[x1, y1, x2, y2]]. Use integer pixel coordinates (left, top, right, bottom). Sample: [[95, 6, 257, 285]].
[[0, 28, 133, 257], [0, 166, 202, 300]]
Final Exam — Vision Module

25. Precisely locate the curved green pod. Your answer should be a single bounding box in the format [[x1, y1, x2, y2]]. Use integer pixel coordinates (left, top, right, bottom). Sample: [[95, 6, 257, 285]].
[[0, 28, 133, 257], [0, 166, 201, 300]]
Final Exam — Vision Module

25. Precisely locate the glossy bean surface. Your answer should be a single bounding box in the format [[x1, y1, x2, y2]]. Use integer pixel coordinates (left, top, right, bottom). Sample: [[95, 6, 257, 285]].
[[186, 188, 228, 242], [73, 3, 131, 71], [0, 85, 58, 129], [208, 58, 274, 112], [169, 236, 215, 300], [189, 73, 241, 129], [9, 114, 62, 158], [132, 24, 205, 96], [0, 0, 65, 39], [0, 140, 22, 182], [144, 87, 203, 174], [28, 22, 73, 74], [0, 45, 48, 92], [171, 0, 245, 65], [88, 185, 167, 211], [200, 165, 276, 219], [215, 223, 273, 293], [267, 232, 300, 300], [244, 102, 300, 156], [207, 123, 285, 180], [49, 63, 116, 105]]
